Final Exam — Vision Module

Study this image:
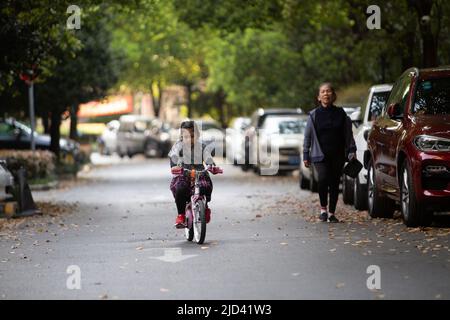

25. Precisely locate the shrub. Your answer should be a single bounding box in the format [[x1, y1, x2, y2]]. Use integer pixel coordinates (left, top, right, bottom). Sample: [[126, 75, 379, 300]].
[[0, 150, 56, 182]]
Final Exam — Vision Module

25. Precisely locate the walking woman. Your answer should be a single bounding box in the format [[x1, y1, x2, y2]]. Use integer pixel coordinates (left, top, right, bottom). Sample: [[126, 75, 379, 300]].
[[303, 83, 356, 223]]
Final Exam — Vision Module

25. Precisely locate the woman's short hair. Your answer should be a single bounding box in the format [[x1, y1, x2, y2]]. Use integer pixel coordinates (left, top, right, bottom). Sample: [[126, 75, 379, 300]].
[[316, 82, 337, 106]]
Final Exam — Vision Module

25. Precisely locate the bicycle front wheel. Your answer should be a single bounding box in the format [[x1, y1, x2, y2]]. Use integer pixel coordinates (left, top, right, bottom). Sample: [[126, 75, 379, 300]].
[[193, 201, 206, 244]]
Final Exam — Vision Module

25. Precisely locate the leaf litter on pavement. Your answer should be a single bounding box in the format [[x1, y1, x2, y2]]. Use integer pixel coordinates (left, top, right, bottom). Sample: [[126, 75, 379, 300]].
[[266, 193, 450, 260]]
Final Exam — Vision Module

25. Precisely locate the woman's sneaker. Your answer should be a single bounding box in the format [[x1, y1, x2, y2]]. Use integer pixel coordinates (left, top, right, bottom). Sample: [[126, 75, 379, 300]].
[[320, 212, 328, 222], [328, 215, 340, 223], [175, 214, 186, 229]]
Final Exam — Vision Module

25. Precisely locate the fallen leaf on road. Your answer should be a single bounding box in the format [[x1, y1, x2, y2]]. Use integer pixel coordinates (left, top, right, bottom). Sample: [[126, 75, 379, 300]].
[[160, 288, 169, 293], [280, 242, 288, 246], [329, 248, 337, 253], [99, 294, 108, 300], [336, 283, 345, 289], [136, 246, 144, 251]]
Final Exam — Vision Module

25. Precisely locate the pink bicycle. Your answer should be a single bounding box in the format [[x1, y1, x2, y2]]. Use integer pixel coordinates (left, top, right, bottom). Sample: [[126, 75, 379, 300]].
[[175, 165, 222, 244]]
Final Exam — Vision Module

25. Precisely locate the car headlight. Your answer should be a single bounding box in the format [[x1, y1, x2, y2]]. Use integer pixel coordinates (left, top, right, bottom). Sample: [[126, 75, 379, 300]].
[[414, 135, 450, 152]]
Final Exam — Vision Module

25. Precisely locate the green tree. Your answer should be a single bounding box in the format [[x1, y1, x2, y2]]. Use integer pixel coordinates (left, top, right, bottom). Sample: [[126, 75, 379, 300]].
[[36, 7, 121, 158]]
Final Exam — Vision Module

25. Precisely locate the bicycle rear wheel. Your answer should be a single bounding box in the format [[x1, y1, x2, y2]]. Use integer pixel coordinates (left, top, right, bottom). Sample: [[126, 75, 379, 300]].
[[193, 201, 206, 244]]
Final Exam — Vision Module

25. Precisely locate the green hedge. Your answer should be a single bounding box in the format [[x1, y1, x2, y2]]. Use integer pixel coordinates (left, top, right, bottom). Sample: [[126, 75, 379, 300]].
[[0, 150, 56, 182]]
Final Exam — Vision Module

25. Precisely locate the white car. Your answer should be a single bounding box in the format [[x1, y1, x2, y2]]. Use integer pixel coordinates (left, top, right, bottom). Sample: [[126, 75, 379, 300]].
[[98, 120, 119, 155], [226, 117, 250, 165], [255, 114, 307, 175], [345, 84, 393, 210], [197, 120, 225, 156], [0, 160, 14, 202]]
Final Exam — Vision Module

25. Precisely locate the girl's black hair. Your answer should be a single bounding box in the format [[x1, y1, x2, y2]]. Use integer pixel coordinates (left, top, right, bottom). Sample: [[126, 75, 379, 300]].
[[179, 120, 200, 140]]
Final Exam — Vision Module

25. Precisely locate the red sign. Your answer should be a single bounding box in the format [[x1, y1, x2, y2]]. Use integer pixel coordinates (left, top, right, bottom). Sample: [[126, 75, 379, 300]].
[[78, 96, 133, 118]]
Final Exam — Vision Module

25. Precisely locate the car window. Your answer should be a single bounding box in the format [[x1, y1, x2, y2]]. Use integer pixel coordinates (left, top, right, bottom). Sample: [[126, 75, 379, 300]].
[[262, 117, 305, 135], [369, 91, 391, 121], [385, 73, 412, 116], [413, 77, 450, 115], [119, 122, 133, 132], [200, 122, 220, 131], [0, 123, 14, 138], [134, 121, 150, 132]]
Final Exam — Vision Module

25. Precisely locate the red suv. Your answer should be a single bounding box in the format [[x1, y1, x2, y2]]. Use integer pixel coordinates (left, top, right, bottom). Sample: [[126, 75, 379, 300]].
[[365, 66, 450, 227]]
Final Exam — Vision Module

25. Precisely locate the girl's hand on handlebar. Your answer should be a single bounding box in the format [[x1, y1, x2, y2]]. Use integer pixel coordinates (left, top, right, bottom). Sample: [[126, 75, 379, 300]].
[[208, 166, 223, 175], [171, 166, 183, 175]]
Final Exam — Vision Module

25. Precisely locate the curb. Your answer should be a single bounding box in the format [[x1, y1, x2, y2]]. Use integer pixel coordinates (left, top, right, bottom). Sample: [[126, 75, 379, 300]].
[[30, 180, 59, 191]]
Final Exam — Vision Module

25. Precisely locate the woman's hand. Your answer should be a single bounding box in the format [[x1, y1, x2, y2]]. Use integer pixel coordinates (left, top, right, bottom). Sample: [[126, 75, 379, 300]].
[[208, 166, 223, 175], [304, 160, 311, 168], [171, 166, 183, 175]]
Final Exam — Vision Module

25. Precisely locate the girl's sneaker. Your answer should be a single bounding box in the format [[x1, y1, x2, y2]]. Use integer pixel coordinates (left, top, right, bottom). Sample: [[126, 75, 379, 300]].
[[175, 214, 186, 228]]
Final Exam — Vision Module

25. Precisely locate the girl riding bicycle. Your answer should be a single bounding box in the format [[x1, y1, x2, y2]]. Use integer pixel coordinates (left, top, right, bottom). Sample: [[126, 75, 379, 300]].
[[168, 120, 222, 229]]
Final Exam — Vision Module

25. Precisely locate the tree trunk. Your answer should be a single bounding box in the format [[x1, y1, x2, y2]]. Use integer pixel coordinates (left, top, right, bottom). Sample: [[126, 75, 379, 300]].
[[69, 105, 78, 140], [50, 109, 62, 160], [186, 83, 193, 119], [42, 113, 50, 134], [216, 89, 227, 128], [411, 0, 439, 68], [149, 81, 165, 118]]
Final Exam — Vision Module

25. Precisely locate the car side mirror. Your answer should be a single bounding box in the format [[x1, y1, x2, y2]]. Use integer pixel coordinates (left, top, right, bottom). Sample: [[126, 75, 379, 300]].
[[364, 129, 370, 141], [387, 103, 402, 119]]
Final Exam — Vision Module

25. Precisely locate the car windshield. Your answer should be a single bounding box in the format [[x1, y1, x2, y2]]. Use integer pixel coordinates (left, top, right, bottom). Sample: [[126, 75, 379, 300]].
[[200, 122, 221, 131], [369, 91, 391, 121], [413, 77, 450, 115], [263, 117, 306, 134]]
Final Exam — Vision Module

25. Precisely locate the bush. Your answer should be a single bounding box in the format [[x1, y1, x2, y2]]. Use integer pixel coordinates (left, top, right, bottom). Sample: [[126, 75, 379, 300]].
[[0, 150, 56, 182]]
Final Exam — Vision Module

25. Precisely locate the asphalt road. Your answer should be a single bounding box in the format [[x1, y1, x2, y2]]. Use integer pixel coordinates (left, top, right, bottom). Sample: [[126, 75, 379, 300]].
[[1, 156, 450, 300]]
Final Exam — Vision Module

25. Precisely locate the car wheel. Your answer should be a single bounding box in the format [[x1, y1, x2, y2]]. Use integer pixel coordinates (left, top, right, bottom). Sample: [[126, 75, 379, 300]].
[[118, 146, 126, 158], [367, 160, 395, 219], [401, 160, 432, 227], [342, 174, 354, 205], [144, 141, 160, 158], [353, 175, 368, 211]]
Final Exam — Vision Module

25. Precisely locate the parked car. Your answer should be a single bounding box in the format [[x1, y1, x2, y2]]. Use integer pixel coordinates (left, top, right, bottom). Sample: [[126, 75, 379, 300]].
[[258, 114, 307, 174], [243, 108, 304, 175], [341, 84, 393, 208], [116, 115, 171, 158], [0, 118, 80, 161], [366, 66, 450, 227], [98, 120, 120, 155], [196, 119, 225, 155], [0, 160, 14, 202], [226, 117, 250, 165]]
